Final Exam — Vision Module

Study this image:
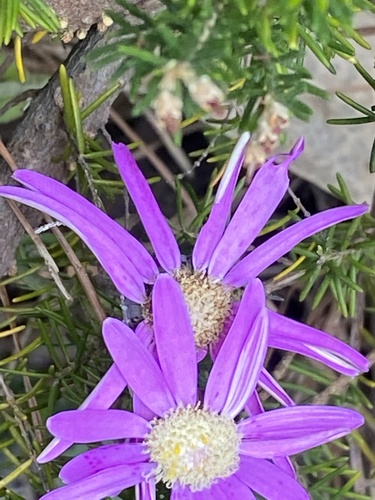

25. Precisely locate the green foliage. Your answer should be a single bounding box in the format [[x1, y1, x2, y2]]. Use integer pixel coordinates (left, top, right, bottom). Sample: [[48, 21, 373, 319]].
[[0, 0, 59, 47], [263, 174, 374, 317], [1, 1, 375, 498], [89, 0, 374, 132], [326, 62, 375, 173]]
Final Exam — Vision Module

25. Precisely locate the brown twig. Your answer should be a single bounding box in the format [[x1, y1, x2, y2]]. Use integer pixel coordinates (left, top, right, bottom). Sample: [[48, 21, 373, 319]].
[[312, 349, 375, 405], [0, 140, 72, 301], [48, 217, 107, 323]]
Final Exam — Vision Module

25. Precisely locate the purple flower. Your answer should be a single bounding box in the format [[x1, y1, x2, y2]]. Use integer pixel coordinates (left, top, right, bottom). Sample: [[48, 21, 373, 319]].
[[0, 136, 368, 377], [38, 275, 364, 500], [0, 135, 368, 463]]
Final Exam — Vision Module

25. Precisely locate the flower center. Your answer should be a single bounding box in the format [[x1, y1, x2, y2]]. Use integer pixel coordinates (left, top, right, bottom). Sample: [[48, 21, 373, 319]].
[[145, 405, 241, 491], [174, 268, 233, 348]]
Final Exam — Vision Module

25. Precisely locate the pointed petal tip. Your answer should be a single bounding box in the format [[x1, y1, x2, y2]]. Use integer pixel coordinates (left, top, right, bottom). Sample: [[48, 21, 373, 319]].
[[291, 136, 305, 156]]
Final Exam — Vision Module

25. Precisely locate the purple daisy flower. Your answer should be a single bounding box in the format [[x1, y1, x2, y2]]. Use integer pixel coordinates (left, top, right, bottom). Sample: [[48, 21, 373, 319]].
[[0, 136, 368, 377], [38, 275, 364, 500], [0, 136, 368, 463]]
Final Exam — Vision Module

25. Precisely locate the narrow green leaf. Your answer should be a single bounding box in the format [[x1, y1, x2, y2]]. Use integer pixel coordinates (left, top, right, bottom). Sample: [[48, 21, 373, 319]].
[[59, 65, 75, 134], [354, 61, 375, 90], [336, 173, 354, 204], [117, 44, 164, 65], [298, 25, 336, 73], [310, 464, 350, 490], [327, 116, 375, 125], [331, 471, 362, 500], [174, 176, 185, 230], [348, 266, 357, 317], [330, 27, 355, 55], [27, 0, 60, 32], [81, 82, 122, 120], [336, 91, 375, 117], [0, 0, 8, 45], [0, 458, 33, 488], [370, 133, 375, 173], [299, 265, 322, 301], [312, 274, 331, 309], [68, 79, 85, 154], [349, 256, 375, 276], [332, 276, 348, 317], [0, 337, 42, 366]]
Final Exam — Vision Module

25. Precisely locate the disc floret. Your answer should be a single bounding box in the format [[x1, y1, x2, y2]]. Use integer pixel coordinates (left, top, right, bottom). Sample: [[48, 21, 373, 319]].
[[174, 267, 233, 347], [145, 404, 241, 491]]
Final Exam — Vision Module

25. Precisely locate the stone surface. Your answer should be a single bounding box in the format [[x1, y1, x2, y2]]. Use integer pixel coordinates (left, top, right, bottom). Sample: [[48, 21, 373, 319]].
[[288, 16, 375, 203]]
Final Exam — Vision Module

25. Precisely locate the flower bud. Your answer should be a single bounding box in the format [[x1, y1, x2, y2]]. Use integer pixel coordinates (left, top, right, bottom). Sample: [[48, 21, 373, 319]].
[[153, 90, 183, 133], [186, 75, 227, 118]]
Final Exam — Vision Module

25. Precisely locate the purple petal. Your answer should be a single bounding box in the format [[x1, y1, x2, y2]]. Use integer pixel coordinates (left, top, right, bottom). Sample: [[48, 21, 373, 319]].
[[112, 142, 181, 272], [212, 475, 256, 499], [204, 279, 268, 417], [245, 391, 264, 416], [133, 321, 162, 421], [236, 456, 309, 499], [171, 485, 194, 499], [12, 169, 158, 283], [224, 204, 368, 287], [0, 186, 145, 303], [103, 317, 176, 416], [268, 311, 369, 376], [60, 443, 147, 483], [273, 456, 297, 479], [136, 480, 156, 500], [47, 409, 148, 442], [39, 462, 153, 500], [192, 133, 250, 272], [153, 275, 197, 405], [37, 363, 126, 463], [208, 139, 304, 279], [259, 368, 295, 407], [238, 406, 364, 457]]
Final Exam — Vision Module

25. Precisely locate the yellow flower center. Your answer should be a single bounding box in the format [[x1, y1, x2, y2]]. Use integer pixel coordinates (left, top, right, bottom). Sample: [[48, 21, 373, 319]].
[[174, 268, 233, 348], [145, 405, 241, 491]]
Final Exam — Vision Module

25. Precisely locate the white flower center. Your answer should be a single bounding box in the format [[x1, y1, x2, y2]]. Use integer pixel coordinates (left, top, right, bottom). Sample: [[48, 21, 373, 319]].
[[145, 405, 241, 491], [174, 268, 233, 348]]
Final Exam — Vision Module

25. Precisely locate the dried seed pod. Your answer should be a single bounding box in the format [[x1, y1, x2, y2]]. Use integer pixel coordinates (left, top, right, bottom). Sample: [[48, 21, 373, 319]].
[[244, 95, 290, 183], [45, 0, 116, 40]]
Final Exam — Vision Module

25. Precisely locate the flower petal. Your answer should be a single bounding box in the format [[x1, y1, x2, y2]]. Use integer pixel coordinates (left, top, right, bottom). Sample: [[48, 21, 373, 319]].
[[170, 485, 194, 499], [268, 311, 369, 376], [47, 409, 148, 442], [39, 462, 153, 500], [0, 186, 145, 303], [245, 391, 263, 416], [204, 279, 268, 417], [212, 475, 256, 499], [238, 406, 364, 458], [192, 133, 250, 272], [12, 169, 158, 283], [112, 142, 181, 272], [273, 456, 297, 479], [136, 479, 156, 500], [224, 204, 368, 287], [60, 443, 147, 483], [103, 317, 176, 416], [236, 456, 309, 499], [208, 139, 304, 279], [37, 363, 126, 463], [153, 274, 197, 405], [259, 368, 295, 407]]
